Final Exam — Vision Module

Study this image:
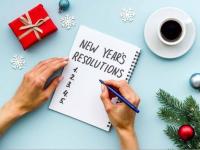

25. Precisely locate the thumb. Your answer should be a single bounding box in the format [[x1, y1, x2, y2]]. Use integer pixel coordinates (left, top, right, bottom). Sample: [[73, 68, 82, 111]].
[[45, 76, 63, 97], [100, 84, 113, 112]]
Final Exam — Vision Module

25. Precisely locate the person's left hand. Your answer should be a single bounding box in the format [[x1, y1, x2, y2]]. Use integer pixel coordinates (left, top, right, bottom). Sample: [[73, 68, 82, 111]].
[[10, 57, 68, 116], [0, 57, 68, 135]]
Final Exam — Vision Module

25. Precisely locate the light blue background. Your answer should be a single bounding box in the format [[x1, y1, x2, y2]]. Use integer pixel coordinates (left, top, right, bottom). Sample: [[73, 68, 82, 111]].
[[0, 0, 200, 149]]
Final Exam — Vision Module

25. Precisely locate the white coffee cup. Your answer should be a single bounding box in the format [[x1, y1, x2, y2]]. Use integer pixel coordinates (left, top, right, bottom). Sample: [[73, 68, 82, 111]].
[[157, 18, 186, 46]]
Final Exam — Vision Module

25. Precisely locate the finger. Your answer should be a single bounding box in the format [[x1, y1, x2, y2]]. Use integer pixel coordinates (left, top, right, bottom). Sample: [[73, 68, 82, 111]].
[[104, 80, 121, 88], [132, 94, 140, 107], [100, 84, 113, 112], [40, 59, 68, 81], [122, 88, 140, 107], [37, 58, 68, 74], [44, 76, 63, 99], [105, 80, 138, 105], [123, 86, 140, 106], [32, 57, 68, 74], [105, 80, 132, 94], [31, 58, 59, 72]]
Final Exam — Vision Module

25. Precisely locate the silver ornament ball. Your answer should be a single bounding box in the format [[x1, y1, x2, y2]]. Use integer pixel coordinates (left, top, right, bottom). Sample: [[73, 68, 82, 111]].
[[190, 73, 200, 89]]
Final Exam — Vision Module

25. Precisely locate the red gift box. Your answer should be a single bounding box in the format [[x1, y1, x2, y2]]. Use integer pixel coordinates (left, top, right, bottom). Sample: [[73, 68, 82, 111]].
[[9, 4, 57, 50]]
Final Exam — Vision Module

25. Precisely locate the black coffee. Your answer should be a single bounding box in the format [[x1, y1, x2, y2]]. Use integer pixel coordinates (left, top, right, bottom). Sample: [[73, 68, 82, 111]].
[[160, 20, 182, 41]]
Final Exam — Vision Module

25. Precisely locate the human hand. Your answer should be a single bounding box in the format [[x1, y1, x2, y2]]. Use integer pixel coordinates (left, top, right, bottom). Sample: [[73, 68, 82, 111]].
[[100, 80, 140, 132], [100, 80, 140, 150], [10, 57, 68, 116], [0, 57, 68, 135]]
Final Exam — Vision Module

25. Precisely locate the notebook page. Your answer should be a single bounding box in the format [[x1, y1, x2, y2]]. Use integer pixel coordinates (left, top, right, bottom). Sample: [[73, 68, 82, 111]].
[[49, 26, 140, 131]]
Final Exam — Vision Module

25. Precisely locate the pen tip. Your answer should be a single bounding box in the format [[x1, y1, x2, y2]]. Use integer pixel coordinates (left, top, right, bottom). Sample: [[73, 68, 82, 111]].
[[99, 79, 103, 84]]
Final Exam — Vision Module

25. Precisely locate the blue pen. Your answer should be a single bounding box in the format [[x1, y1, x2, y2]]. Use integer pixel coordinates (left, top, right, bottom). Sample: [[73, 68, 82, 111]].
[[99, 80, 139, 113]]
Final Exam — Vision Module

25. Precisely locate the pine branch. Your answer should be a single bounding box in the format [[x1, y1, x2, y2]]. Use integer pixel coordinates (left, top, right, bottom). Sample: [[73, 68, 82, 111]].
[[183, 96, 200, 122], [158, 107, 188, 125], [157, 89, 200, 149], [157, 89, 184, 113], [183, 96, 200, 144], [184, 96, 199, 111], [165, 125, 200, 149], [164, 125, 187, 149]]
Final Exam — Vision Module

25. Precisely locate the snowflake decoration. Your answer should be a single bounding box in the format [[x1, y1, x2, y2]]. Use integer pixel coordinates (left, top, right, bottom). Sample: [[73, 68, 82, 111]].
[[120, 8, 135, 23], [10, 55, 25, 70], [60, 15, 76, 30]]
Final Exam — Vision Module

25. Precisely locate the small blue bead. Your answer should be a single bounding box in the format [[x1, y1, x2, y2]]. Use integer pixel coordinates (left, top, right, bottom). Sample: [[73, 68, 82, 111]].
[[59, 0, 70, 12]]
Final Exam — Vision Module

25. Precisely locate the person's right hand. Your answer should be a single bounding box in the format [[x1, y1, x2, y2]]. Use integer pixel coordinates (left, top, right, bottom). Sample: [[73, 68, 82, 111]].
[[100, 80, 140, 131], [100, 80, 140, 150]]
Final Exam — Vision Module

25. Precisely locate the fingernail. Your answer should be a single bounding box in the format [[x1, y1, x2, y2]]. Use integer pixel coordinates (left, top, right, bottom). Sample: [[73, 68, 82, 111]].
[[101, 84, 105, 92], [65, 57, 69, 61], [64, 61, 68, 64], [59, 76, 64, 82]]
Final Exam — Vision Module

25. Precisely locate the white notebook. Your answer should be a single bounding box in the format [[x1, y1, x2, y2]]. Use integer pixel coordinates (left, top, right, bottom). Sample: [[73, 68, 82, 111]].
[[49, 26, 141, 131]]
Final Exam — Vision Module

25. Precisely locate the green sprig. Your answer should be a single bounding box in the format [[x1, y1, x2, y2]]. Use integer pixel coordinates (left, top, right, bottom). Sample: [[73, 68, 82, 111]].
[[157, 89, 200, 149]]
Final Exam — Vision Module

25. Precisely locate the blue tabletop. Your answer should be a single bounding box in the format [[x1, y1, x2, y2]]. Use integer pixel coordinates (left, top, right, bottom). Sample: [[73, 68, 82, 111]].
[[1, 0, 200, 149]]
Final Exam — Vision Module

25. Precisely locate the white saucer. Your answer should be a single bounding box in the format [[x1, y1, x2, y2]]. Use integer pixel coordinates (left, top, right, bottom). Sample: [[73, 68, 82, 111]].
[[144, 7, 196, 59]]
